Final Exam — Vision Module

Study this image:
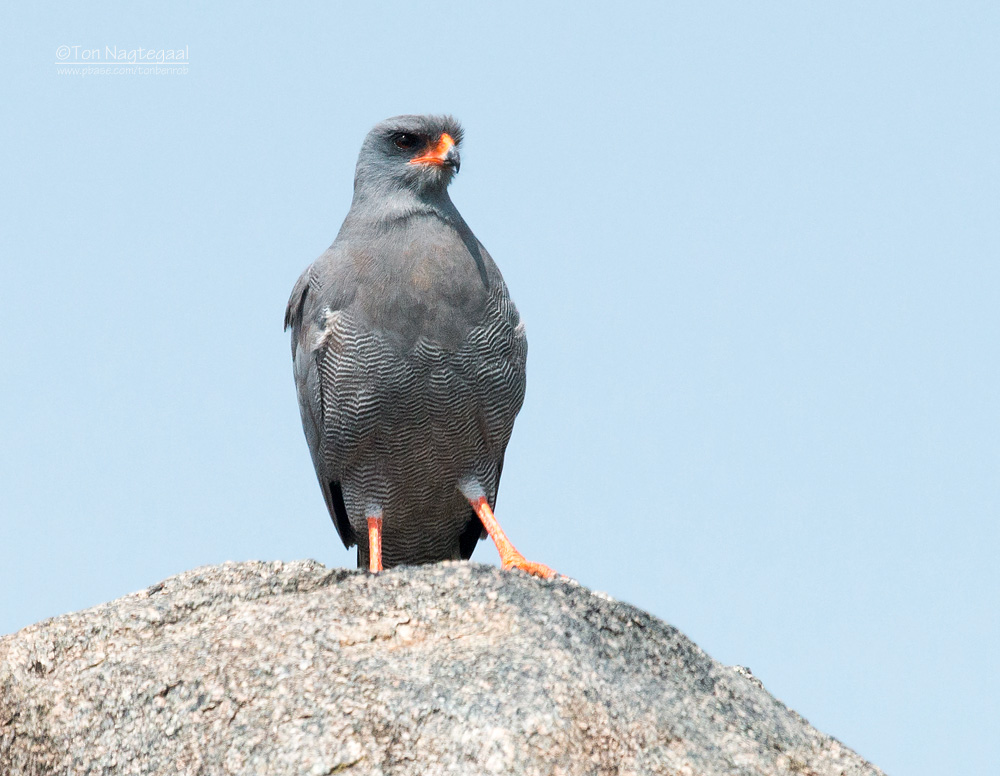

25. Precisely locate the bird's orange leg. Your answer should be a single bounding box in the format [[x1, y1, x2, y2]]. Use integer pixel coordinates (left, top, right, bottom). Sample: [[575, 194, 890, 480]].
[[469, 496, 556, 579], [368, 515, 383, 573]]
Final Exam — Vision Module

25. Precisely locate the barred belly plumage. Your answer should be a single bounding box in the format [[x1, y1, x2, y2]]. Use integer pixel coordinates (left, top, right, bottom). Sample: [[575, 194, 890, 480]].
[[313, 283, 526, 567]]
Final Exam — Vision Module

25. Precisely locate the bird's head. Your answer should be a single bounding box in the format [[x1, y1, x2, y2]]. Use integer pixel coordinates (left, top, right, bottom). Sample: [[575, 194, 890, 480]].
[[354, 114, 464, 198]]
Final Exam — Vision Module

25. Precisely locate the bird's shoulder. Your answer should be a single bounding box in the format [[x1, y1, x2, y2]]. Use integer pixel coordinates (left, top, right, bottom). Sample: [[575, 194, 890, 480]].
[[284, 243, 356, 331]]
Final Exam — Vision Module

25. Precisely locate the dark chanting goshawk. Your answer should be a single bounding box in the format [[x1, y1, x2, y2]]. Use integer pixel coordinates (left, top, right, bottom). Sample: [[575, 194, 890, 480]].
[[285, 115, 554, 578]]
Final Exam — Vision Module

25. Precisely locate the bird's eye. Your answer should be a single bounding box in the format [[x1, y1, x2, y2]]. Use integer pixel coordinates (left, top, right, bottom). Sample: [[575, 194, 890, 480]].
[[393, 133, 419, 150]]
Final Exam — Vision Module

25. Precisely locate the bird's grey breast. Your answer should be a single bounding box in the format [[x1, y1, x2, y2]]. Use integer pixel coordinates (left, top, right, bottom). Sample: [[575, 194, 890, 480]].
[[333, 213, 491, 351]]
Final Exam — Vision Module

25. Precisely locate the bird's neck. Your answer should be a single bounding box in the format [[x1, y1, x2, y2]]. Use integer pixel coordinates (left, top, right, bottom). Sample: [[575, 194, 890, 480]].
[[342, 183, 460, 234]]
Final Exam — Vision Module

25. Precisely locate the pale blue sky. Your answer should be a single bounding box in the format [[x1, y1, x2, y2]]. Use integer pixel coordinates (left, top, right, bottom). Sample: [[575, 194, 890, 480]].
[[2, 3, 997, 774]]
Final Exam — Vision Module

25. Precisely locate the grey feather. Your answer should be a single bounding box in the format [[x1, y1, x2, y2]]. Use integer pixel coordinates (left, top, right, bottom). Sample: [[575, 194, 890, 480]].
[[285, 115, 527, 568]]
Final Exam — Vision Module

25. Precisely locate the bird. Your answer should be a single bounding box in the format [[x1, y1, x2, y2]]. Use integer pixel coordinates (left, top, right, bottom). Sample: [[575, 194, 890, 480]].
[[285, 114, 554, 578]]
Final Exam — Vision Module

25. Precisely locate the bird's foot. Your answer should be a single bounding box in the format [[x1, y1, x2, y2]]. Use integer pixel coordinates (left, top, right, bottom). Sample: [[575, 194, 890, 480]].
[[500, 551, 557, 579], [465, 494, 558, 580]]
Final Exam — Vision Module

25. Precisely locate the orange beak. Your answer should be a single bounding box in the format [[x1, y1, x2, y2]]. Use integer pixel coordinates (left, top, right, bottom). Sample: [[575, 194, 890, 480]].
[[409, 133, 459, 170]]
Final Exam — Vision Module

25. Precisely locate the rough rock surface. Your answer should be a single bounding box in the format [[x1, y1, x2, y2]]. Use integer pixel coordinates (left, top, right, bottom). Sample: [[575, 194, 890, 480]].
[[0, 561, 884, 775]]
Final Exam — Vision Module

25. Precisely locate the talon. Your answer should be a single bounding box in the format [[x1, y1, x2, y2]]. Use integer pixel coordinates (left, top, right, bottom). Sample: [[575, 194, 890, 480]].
[[503, 555, 557, 579]]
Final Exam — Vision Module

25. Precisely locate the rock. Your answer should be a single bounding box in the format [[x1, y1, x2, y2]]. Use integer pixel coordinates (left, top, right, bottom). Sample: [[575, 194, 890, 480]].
[[0, 560, 883, 775]]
